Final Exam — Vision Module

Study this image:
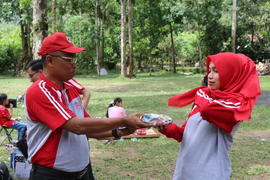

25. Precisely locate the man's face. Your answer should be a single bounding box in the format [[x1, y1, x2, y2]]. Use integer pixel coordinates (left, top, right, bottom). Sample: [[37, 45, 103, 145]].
[[46, 51, 76, 82], [208, 61, 220, 90], [27, 68, 42, 83]]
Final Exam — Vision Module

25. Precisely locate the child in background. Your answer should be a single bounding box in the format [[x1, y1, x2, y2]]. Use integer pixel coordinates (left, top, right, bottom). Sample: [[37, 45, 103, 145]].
[[106, 98, 149, 136], [0, 93, 27, 141], [106, 98, 126, 118], [159, 52, 261, 180]]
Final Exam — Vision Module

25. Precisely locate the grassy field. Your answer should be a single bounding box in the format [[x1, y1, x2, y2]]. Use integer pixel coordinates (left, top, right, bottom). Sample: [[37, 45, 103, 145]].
[[0, 72, 270, 180]]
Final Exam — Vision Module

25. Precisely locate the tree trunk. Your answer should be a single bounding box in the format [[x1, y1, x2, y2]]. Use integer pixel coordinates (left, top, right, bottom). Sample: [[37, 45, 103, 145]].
[[51, 0, 57, 33], [95, 0, 105, 75], [128, 0, 134, 78], [120, 0, 127, 77], [194, 0, 203, 73], [231, 0, 237, 53], [20, 23, 32, 68], [15, 3, 32, 76], [32, 0, 48, 60], [169, 22, 176, 73], [138, 53, 142, 72]]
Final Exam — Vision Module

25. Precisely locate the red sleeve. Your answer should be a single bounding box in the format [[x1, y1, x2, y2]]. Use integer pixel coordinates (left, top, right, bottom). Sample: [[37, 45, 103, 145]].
[[200, 102, 238, 133], [0, 107, 12, 127], [26, 85, 76, 131], [84, 109, 90, 118], [159, 121, 187, 142], [0, 107, 10, 119]]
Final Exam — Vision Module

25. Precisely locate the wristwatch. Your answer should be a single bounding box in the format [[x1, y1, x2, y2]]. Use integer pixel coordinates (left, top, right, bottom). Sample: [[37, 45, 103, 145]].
[[112, 129, 121, 139]]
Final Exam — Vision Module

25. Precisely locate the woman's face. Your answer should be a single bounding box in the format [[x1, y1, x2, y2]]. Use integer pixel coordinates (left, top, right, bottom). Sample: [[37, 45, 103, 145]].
[[208, 62, 220, 90], [115, 101, 122, 107]]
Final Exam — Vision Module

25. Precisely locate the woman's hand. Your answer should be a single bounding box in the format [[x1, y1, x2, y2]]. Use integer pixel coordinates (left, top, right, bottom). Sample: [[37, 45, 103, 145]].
[[154, 121, 168, 131]]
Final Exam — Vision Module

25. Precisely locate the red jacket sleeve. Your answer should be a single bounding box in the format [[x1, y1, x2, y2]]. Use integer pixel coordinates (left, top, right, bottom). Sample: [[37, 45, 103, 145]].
[[0, 107, 10, 119], [200, 102, 239, 133], [159, 121, 187, 142]]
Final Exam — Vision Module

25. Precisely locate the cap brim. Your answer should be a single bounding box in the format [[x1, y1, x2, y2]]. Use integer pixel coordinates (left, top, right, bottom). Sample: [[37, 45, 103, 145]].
[[61, 46, 86, 54]]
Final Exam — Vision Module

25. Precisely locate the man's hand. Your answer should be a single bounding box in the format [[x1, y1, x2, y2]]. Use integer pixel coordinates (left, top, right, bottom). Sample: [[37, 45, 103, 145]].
[[123, 113, 153, 129], [80, 88, 90, 108]]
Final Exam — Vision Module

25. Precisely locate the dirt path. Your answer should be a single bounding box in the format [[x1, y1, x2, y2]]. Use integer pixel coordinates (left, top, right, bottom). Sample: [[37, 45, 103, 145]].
[[256, 91, 270, 105], [235, 129, 270, 139]]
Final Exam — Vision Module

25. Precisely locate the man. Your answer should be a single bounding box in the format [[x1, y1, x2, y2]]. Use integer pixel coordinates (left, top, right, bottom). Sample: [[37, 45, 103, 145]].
[[26, 59, 91, 108], [26, 60, 43, 83], [25, 32, 152, 180], [26, 60, 95, 179]]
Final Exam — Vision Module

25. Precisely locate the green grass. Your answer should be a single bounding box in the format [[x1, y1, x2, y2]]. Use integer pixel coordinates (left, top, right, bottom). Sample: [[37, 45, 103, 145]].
[[0, 72, 270, 180]]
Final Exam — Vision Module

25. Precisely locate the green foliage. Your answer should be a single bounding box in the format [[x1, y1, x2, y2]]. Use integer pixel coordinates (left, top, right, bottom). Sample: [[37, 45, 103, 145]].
[[0, 0, 270, 74], [0, 24, 22, 74], [196, 0, 230, 55], [175, 32, 198, 65], [177, 66, 199, 73], [237, 0, 270, 62], [63, 14, 96, 73]]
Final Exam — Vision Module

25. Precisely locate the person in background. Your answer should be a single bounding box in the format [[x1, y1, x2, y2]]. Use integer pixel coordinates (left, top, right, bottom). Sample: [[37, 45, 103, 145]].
[[26, 59, 91, 109], [26, 60, 43, 83], [106, 98, 149, 137], [158, 52, 261, 180], [0, 93, 26, 141], [201, 72, 208, 86], [106, 98, 126, 118]]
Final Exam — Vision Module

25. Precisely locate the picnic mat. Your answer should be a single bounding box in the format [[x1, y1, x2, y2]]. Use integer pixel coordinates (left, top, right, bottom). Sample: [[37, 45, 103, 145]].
[[122, 128, 160, 138]]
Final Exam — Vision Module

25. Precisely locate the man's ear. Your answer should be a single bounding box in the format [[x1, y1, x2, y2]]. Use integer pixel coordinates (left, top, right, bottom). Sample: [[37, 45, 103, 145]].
[[45, 55, 53, 67]]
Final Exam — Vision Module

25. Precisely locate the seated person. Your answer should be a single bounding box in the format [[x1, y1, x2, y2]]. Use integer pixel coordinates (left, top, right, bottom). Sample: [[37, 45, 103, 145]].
[[0, 93, 26, 141], [106, 98, 126, 118], [106, 98, 147, 136]]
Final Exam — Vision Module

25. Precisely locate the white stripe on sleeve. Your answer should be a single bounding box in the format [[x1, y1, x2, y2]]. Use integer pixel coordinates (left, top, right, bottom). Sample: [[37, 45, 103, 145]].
[[38, 81, 71, 120]]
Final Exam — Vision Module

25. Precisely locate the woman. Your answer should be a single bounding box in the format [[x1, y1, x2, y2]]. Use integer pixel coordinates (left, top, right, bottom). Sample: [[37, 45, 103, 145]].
[[159, 52, 261, 180], [106, 98, 126, 118]]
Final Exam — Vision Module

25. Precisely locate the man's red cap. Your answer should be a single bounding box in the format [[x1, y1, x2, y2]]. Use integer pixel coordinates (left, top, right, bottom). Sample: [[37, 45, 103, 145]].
[[37, 32, 85, 56]]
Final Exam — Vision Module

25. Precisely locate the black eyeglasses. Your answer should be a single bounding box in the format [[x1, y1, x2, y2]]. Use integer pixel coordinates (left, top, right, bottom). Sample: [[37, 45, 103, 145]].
[[48, 54, 77, 63]]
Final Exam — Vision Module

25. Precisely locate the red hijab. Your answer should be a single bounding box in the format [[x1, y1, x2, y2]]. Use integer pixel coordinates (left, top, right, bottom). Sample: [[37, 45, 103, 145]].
[[168, 52, 261, 133]]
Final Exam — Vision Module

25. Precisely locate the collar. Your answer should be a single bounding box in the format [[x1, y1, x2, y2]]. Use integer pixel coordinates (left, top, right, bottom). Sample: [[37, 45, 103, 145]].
[[40, 74, 72, 90]]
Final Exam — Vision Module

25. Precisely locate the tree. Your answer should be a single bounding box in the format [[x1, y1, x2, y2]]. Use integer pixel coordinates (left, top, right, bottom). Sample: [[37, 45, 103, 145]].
[[127, 0, 134, 77], [160, 0, 184, 73], [18, 0, 32, 74], [32, 0, 48, 60], [0, 0, 32, 75], [231, 0, 237, 53], [237, 0, 270, 62], [95, 0, 105, 74], [193, 0, 204, 73], [134, 0, 167, 72], [51, 0, 57, 32], [120, 0, 127, 77]]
